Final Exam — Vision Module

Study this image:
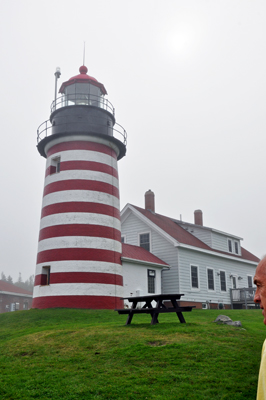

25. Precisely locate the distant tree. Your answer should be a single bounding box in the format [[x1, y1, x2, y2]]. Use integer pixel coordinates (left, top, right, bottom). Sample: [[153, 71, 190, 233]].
[[18, 272, 22, 283], [23, 275, 34, 292], [14, 272, 24, 289], [14, 273, 34, 293], [7, 275, 13, 284], [29, 274, 34, 288], [1, 272, 7, 281]]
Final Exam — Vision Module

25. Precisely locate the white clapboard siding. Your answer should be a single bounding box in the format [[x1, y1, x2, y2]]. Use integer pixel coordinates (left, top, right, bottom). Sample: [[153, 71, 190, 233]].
[[211, 231, 241, 255], [180, 224, 242, 256], [121, 205, 257, 306], [178, 247, 256, 304], [182, 226, 212, 247], [122, 261, 162, 304], [121, 212, 179, 293]]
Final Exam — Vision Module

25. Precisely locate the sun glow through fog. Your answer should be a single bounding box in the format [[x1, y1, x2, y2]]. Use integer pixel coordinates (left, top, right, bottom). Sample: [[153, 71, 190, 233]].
[[163, 18, 204, 60]]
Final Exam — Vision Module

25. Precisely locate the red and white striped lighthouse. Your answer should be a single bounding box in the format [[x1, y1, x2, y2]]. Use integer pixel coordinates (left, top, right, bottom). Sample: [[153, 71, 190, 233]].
[[32, 65, 126, 309]]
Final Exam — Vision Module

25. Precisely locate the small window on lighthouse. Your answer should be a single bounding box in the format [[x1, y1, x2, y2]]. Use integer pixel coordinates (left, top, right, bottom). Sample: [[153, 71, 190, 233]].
[[42, 266, 51, 285], [51, 156, 61, 174]]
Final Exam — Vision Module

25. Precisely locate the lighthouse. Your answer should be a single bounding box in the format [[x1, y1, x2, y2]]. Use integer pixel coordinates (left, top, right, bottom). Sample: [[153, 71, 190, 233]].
[[32, 65, 126, 309]]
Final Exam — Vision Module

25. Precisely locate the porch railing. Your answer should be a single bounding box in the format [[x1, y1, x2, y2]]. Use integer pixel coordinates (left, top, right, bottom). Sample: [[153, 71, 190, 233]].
[[230, 287, 257, 309]]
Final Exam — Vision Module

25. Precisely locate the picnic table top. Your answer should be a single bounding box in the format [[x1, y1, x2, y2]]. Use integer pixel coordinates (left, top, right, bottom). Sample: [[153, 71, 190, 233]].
[[121, 293, 185, 302]]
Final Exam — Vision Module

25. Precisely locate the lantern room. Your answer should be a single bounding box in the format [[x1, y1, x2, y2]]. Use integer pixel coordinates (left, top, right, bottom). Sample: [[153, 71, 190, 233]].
[[37, 65, 126, 160], [57, 65, 108, 109]]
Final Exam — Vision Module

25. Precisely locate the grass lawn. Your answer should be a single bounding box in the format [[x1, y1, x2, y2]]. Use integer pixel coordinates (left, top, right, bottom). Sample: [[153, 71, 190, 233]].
[[0, 308, 265, 399]]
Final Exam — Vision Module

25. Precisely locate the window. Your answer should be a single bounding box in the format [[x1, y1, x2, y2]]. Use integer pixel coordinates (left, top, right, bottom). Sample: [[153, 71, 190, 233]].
[[140, 233, 150, 251], [147, 269, 155, 293], [247, 275, 253, 288], [220, 271, 226, 291], [191, 265, 199, 289], [121, 236, 125, 243], [207, 268, 214, 290], [42, 266, 51, 285], [227, 238, 240, 255], [51, 156, 61, 174]]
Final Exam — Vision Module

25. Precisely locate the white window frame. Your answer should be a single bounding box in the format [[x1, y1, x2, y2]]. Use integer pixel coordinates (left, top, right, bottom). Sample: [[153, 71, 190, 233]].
[[138, 231, 151, 252], [227, 238, 241, 256], [247, 275, 253, 288], [147, 269, 156, 294], [219, 270, 227, 292], [190, 264, 200, 291], [231, 275, 237, 289], [206, 267, 215, 292]]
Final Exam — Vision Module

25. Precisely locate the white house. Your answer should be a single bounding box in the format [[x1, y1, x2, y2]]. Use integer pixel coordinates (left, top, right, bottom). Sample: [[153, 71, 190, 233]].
[[121, 190, 259, 309], [0, 280, 32, 313], [121, 243, 169, 307]]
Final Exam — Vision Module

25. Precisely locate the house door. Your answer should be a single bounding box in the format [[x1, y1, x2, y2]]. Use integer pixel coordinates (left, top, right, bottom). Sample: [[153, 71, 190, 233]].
[[232, 276, 237, 289]]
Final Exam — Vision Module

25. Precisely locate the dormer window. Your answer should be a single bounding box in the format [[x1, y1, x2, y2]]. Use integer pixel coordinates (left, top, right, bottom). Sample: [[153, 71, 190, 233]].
[[227, 238, 240, 255]]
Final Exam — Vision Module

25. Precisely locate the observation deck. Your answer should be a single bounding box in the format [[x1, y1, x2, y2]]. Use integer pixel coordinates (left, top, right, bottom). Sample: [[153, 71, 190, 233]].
[[37, 92, 127, 160]]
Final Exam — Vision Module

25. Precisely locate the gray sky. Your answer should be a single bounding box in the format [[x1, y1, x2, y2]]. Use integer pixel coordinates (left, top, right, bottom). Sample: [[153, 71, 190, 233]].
[[0, 0, 265, 280]]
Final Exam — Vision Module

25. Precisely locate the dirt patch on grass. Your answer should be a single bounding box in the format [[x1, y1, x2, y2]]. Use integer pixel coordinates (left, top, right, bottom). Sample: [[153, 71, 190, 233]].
[[147, 341, 167, 347]]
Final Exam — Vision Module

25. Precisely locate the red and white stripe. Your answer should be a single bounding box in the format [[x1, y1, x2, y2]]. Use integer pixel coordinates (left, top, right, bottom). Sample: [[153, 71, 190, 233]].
[[33, 136, 124, 309]]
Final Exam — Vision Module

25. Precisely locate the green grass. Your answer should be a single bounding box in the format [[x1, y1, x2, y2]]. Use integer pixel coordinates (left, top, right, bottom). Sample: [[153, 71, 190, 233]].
[[0, 308, 265, 399]]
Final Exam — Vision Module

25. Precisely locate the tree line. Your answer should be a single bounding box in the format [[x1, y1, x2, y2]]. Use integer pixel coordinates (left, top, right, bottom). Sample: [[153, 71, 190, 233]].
[[0, 272, 34, 293]]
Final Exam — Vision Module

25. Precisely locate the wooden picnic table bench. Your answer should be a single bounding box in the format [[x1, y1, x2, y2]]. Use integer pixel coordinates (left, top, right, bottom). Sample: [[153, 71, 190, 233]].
[[115, 293, 195, 325]]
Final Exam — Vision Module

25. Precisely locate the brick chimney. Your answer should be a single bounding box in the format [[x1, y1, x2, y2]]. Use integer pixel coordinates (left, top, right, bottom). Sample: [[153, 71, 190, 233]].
[[194, 210, 203, 226], [145, 190, 155, 212]]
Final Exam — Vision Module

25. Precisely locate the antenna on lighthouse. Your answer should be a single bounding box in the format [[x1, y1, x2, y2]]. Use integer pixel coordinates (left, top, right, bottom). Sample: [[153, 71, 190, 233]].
[[83, 41, 86, 65], [54, 67, 61, 105]]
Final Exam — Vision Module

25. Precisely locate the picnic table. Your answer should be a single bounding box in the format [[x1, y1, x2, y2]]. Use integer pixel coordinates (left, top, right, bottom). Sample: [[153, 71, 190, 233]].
[[115, 293, 195, 325]]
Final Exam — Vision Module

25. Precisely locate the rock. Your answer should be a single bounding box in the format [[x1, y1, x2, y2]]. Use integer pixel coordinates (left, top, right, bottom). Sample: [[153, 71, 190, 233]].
[[214, 315, 232, 323], [214, 315, 242, 327], [225, 320, 242, 327]]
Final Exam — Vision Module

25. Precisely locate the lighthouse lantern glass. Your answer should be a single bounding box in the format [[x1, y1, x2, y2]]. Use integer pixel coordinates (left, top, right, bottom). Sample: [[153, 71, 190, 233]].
[[64, 82, 103, 107]]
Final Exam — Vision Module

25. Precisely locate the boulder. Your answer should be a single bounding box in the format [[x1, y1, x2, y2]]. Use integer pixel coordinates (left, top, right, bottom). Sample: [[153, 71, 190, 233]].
[[214, 315, 232, 323], [214, 315, 242, 327], [225, 320, 242, 327]]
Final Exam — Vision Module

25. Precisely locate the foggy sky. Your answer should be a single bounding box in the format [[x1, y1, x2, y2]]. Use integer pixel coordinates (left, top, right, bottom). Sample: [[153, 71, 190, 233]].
[[0, 0, 265, 280]]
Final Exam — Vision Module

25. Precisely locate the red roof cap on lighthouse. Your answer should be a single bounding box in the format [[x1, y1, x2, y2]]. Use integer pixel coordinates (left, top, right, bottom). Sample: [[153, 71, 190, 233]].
[[59, 65, 107, 95]]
